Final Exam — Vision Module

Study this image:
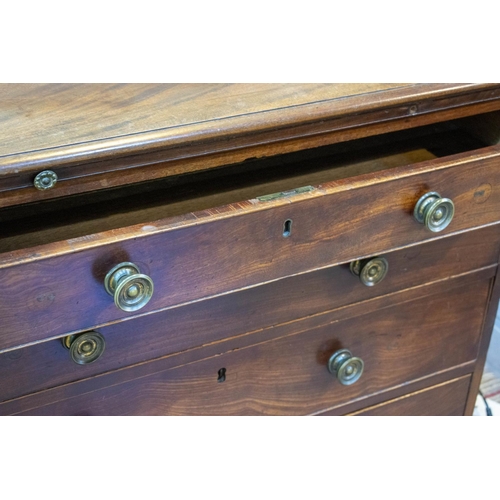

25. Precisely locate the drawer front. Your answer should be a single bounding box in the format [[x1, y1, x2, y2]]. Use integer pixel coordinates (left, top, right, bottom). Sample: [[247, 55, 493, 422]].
[[1, 147, 500, 351], [347, 376, 471, 416], [0, 229, 497, 402], [2, 274, 489, 415]]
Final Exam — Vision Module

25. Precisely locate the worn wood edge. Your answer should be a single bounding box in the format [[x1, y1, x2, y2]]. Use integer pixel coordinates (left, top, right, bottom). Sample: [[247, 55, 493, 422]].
[[313, 367, 475, 416], [2, 146, 500, 269], [0, 268, 492, 414], [1, 84, 499, 178], [345, 375, 472, 416]]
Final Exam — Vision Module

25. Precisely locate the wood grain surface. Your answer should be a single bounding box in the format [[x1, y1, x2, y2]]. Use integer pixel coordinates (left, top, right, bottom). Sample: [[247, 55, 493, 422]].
[[348, 376, 471, 416], [2, 84, 499, 416], [2, 277, 489, 415], [0, 227, 496, 402], [0, 84, 407, 157], [1, 84, 500, 207]]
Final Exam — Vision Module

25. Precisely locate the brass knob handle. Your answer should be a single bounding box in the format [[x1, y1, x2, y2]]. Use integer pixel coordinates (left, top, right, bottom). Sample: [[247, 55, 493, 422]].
[[62, 331, 106, 365], [104, 262, 154, 312], [328, 348, 364, 385], [414, 191, 454, 232], [350, 257, 388, 286]]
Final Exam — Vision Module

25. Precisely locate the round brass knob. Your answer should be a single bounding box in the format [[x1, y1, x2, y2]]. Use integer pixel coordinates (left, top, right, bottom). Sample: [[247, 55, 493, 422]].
[[414, 191, 454, 232], [104, 262, 154, 312], [350, 257, 388, 286], [33, 170, 58, 190], [62, 331, 106, 365], [328, 348, 364, 385]]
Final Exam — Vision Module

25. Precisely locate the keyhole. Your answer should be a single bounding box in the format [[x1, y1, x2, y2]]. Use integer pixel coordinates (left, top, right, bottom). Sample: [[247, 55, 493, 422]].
[[217, 368, 226, 383], [283, 219, 292, 237]]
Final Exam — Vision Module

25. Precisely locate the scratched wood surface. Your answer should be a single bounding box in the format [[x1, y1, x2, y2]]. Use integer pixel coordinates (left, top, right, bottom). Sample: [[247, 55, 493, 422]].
[[1, 277, 489, 415]]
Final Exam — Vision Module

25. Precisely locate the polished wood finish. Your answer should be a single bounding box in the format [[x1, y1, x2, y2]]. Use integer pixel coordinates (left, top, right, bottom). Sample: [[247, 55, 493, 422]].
[[1, 84, 500, 415], [0, 273, 490, 415], [348, 376, 471, 416]]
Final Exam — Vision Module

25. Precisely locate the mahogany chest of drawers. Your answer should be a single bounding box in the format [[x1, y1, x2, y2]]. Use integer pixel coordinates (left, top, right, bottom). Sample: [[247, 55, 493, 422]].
[[1, 83, 500, 415]]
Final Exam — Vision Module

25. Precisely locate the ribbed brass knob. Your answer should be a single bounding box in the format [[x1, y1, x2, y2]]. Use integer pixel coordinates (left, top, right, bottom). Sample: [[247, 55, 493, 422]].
[[62, 331, 106, 365], [350, 257, 389, 286], [414, 191, 454, 232], [328, 348, 364, 385], [104, 262, 154, 312]]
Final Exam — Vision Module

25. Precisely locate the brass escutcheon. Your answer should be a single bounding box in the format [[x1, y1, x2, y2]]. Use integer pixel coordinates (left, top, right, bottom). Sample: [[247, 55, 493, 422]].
[[104, 262, 154, 312]]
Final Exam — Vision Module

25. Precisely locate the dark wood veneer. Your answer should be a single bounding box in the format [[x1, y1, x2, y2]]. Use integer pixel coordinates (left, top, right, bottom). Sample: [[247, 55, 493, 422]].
[[0, 227, 497, 401], [2, 276, 489, 416], [2, 84, 499, 416]]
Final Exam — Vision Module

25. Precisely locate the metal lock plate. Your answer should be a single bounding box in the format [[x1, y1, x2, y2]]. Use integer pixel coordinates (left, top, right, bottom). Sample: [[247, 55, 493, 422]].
[[257, 185, 314, 202]]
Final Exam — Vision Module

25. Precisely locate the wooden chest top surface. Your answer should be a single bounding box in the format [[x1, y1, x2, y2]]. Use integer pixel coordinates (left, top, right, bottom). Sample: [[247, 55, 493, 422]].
[[0, 83, 409, 157]]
